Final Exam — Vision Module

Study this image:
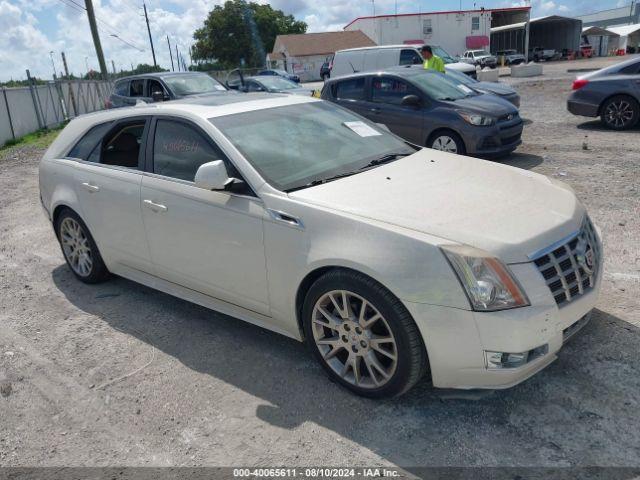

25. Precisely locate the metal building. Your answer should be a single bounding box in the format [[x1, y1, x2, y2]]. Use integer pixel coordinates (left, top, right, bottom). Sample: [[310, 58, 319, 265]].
[[490, 16, 583, 57]]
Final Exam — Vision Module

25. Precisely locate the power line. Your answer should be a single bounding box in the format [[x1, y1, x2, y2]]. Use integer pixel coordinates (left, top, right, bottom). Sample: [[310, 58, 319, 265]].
[[55, 0, 145, 51]]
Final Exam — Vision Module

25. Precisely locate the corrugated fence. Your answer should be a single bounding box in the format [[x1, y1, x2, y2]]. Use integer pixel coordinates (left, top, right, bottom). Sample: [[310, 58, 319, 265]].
[[0, 80, 112, 147]]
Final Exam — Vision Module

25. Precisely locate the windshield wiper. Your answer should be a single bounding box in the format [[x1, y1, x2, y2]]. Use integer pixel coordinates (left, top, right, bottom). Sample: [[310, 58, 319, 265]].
[[360, 152, 412, 169], [285, 170, 362, 192], [286, 153, 412, 193]]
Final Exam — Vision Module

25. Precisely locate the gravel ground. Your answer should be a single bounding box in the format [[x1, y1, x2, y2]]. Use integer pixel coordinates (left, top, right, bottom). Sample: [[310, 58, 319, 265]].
[[0, 66, 639, 472]]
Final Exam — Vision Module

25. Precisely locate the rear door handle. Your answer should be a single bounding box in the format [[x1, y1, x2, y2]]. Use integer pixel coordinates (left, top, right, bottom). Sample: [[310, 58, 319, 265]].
[[81, 182, 100, 193], [143, 199, 168, 213]]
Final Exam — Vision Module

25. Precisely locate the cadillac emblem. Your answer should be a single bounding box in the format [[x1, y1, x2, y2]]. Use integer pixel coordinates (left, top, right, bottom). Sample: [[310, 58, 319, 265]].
[[576, 237, 595, 275]]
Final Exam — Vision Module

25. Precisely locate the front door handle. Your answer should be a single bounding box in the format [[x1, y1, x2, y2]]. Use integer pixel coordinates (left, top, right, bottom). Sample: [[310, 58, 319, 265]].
[[369, 107, 381, 114], [81, 182, 100, 193], [143, 199, 168, 213]]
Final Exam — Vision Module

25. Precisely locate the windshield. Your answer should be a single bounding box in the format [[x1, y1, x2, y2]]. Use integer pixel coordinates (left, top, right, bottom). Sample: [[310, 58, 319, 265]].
[[210, 102, 415, 191], [430, 46, 456, 64], [163, 74, 226, 95], [443, 68, 478, 86], [256, 76, 299, 91], [407, 71, 472, 101]]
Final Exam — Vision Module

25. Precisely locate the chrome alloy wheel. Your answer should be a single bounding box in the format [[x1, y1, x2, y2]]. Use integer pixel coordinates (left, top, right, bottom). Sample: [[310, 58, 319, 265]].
[[311, 290, 398, 389], [604, 99, 634, 128], [60, 217, 93, 277], [431, 135, 458, 153]]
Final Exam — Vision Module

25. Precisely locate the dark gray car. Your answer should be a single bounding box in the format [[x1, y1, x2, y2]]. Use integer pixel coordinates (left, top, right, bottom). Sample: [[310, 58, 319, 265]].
[[108, 72, 228, 108], [445, 68, 520, 107], [567, 57, 640, 130], [235, 76, 314, 96], [321, 67, 523, 157]]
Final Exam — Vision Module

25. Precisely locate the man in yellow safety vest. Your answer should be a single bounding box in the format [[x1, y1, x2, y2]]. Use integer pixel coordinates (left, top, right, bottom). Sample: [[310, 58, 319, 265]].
[[422, 45, 445, 73]]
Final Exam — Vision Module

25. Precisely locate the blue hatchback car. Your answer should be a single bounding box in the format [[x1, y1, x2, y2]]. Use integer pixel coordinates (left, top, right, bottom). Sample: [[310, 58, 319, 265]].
[[321, 67, 523, 157]]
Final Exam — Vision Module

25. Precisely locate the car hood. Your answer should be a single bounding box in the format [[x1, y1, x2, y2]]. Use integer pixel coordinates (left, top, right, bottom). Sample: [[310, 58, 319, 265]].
[[473, 81, 517, 96], [289, 150, 584, 263], [443, 93, 517, 116], [446, 62, 476, 73]]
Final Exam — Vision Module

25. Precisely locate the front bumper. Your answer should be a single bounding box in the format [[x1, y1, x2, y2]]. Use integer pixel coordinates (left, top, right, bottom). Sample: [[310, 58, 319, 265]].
[[404, 245, 602, 390], [467, 120, 523, 156]]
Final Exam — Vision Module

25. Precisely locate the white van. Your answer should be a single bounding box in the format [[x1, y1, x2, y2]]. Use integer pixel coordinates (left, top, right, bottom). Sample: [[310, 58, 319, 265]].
[[331, 44, 477, 79]]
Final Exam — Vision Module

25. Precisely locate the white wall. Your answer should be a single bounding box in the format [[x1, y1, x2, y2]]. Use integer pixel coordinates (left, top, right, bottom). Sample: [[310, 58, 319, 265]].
[[345, 12, 492, 57], [270, 54, 328, 82]]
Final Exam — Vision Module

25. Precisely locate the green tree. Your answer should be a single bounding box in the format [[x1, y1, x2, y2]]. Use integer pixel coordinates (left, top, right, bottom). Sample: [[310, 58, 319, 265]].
[[192, 0, 306, 69]]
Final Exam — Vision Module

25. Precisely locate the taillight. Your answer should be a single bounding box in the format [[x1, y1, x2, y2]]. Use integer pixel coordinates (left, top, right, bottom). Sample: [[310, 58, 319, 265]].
[[572, 78, 589, 90]]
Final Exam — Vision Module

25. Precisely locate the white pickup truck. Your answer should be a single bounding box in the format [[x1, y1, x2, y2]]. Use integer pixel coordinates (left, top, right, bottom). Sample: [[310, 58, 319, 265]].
[[529, 47, 557, 62]]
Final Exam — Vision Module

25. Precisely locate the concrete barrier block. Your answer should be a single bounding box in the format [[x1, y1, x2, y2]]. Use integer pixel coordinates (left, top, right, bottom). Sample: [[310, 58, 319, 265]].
[[510, 62, 543, 77], [477, 68, 500, 82]]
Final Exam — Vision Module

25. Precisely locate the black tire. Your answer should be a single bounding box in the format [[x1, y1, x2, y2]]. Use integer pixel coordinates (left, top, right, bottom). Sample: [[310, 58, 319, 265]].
[[302, 269, 428, 398], [55, 208, 110, 284], [600, 95, 640, 131], [427, 129, 466, 155]]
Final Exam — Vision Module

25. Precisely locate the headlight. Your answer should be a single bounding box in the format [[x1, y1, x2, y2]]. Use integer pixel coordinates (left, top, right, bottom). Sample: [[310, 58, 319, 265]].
[[457, 110, 495, 126], [441, 245, 529, 311]]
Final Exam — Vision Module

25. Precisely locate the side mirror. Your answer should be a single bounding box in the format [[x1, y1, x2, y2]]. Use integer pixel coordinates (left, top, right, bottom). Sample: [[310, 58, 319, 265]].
[[151, 90, 165, 102], [194, 160, 234, 191], [401, 94, 421, 107]]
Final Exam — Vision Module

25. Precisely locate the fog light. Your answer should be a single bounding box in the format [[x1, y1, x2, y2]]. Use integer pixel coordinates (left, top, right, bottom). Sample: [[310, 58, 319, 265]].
[[485, 344, 548, 369]]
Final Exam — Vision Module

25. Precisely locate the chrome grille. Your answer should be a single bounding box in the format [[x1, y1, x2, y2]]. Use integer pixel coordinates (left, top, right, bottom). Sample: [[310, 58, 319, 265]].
[[533, 217, 600, 307]]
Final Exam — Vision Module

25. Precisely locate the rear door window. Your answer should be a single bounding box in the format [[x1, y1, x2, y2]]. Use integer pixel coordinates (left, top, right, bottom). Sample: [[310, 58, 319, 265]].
[[334, 78, 366, 101], [99, 121, 147, 169], [67, 122, 113, 160], [371, 77, 419, 105], [130, 79, 145, 97]]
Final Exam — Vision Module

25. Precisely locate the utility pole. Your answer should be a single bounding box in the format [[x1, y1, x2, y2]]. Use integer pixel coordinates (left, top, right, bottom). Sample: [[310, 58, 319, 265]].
[[167, 35, 175, 71], [523, 1, 531, 62], [143, 3, 157, 67], [61, 52, 78, 116], [111, 60, 116, 74], [175, 44, 180, 71], [84, 0, 109, 80], [49, 51, 57, 79]]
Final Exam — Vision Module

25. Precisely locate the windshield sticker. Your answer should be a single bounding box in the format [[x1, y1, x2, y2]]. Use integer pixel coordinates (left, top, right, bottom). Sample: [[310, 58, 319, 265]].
[[343, 121, 382, 137], [457, 84, 474, 94]]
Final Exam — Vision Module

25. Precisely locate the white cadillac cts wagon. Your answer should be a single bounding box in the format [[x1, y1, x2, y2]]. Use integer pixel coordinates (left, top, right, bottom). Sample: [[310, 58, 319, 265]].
[[39, 94, 602, 398]]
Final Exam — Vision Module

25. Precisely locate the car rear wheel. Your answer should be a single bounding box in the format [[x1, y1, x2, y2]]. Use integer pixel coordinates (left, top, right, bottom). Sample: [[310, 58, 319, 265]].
[[600, 95, 639, 130], [302, 269, 428, 398], [55, 209, 110, 284], [428, 130, 466, 155]]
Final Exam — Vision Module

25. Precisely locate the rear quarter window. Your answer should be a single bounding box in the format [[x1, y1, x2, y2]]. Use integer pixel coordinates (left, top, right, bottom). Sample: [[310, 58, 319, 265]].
[[67, 122, 113, 160], [114, 82, 128, 96]]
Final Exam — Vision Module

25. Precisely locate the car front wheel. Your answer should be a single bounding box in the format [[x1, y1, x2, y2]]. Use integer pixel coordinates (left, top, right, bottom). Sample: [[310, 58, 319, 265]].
[[600, 95, 639, 130], [55, 209, 110, 283], [302, 269, 428, 398], [428, 130, 466, 155]]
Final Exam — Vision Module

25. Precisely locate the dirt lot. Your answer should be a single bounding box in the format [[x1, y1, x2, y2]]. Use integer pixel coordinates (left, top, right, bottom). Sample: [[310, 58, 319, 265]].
[[1, 61, 639, 472]]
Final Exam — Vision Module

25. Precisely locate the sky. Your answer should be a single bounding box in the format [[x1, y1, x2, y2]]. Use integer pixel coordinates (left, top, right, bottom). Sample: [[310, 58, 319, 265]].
[[0, 0, 629, 81]]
